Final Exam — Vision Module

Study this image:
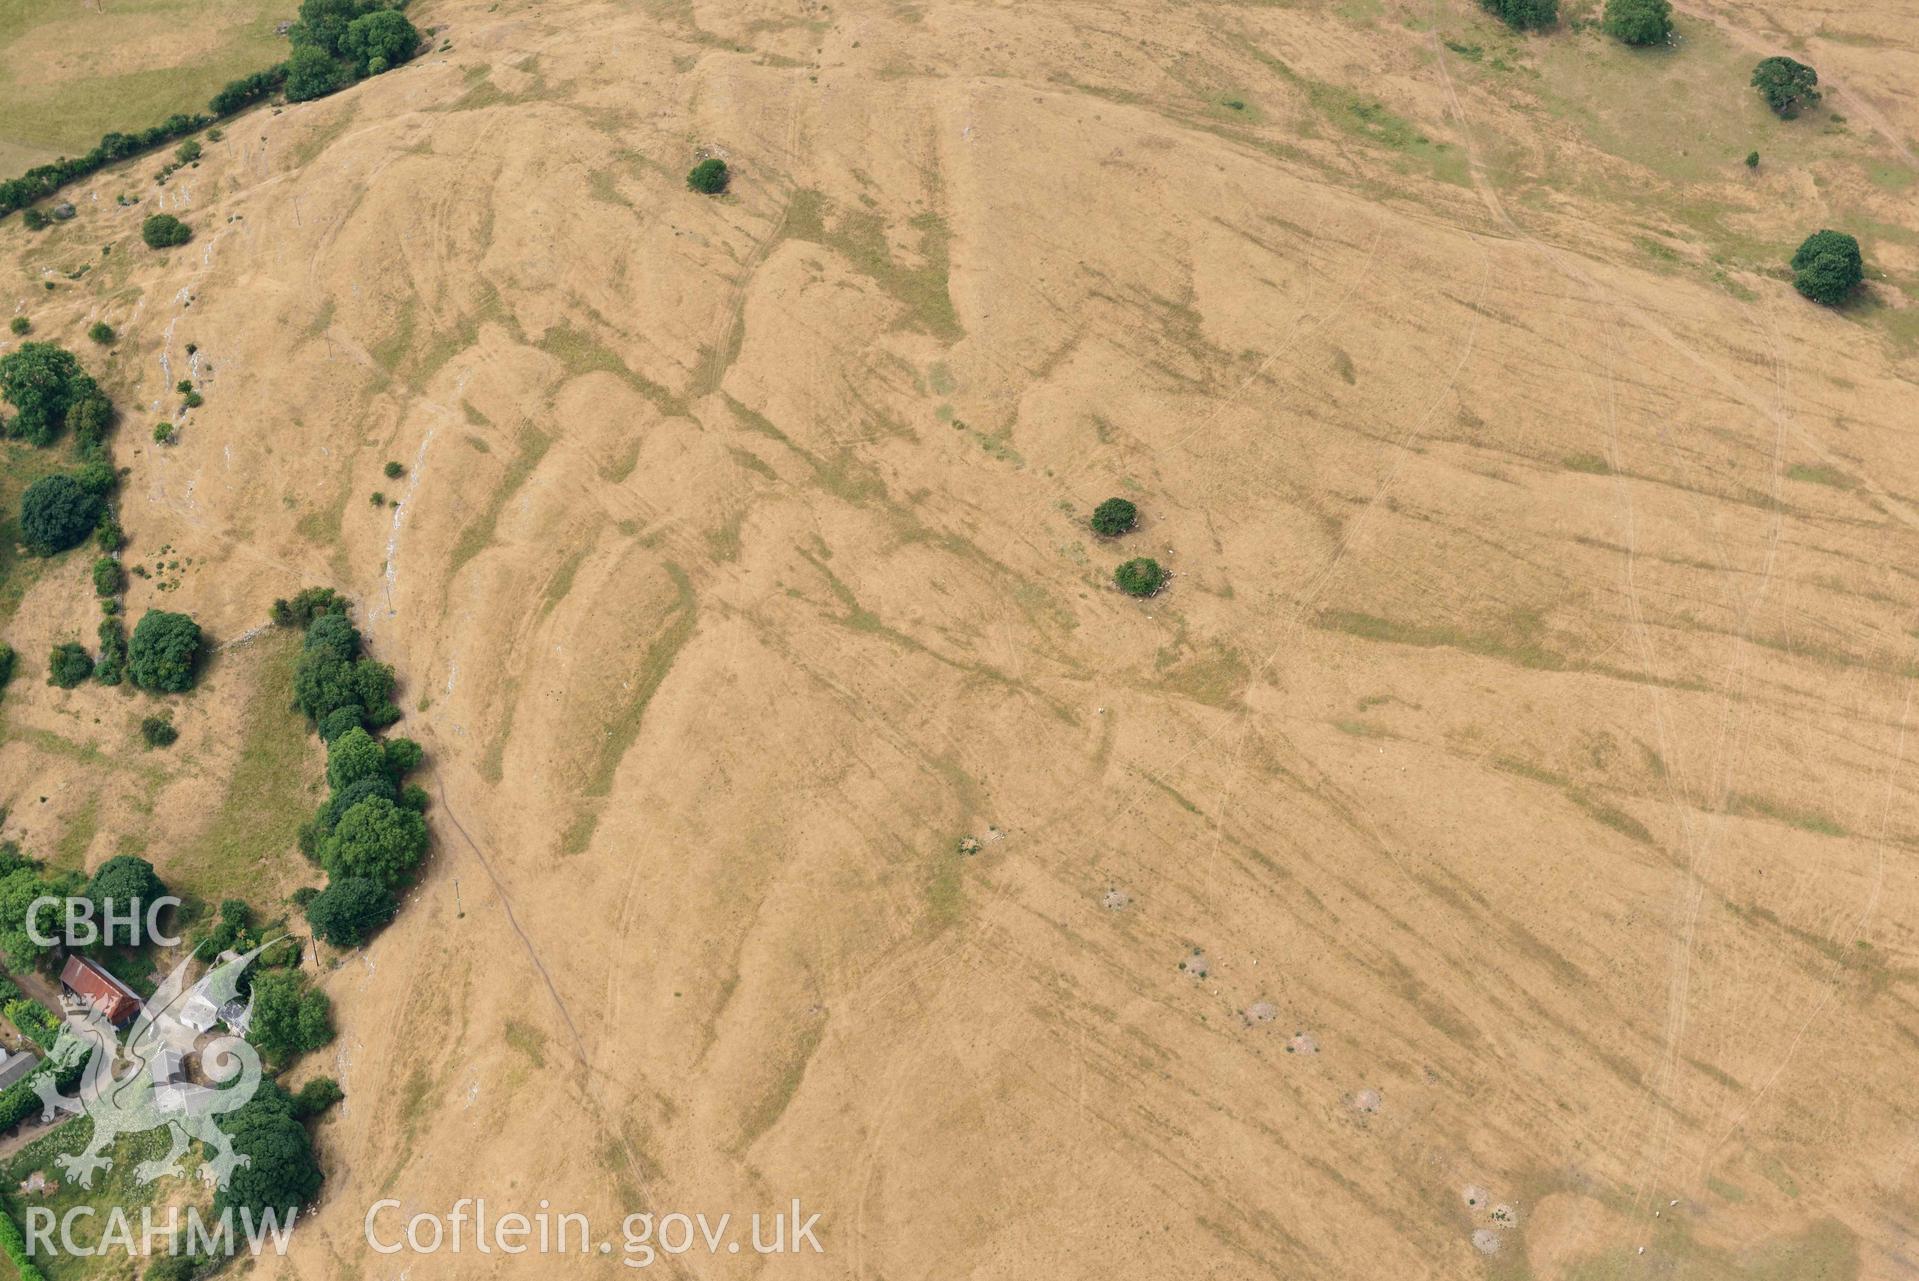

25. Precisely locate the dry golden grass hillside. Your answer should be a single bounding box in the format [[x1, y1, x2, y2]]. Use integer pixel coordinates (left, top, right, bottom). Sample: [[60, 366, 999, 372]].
[[3, 0, 1918, 1275]]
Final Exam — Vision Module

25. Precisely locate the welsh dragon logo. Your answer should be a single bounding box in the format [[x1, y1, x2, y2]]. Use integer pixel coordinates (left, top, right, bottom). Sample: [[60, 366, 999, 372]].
[[36, 944, 268, 1189]]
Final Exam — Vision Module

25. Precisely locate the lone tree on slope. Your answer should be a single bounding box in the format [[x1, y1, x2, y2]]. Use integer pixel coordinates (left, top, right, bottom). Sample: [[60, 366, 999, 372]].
[[1603, 0, 1671, 45], [687, 158, 729, 195], [1090, 497, 1139, 537], [1789, 229, 1863, 305], [1751, 56, 1819, 117], [1114, 558, 1168, 598]]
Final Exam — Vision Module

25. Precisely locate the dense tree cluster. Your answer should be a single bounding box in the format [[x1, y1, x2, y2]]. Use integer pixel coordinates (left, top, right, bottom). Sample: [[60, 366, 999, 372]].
[[270, 586, 346, 628], [293, 611, 400, 730], [282, 595, 422, 949], [0, 847, 80, 970], [0, 343, 108, 448], [285, 0, 422, 102], [291, 1076, 344, 1120], [91, 556, 123, 596], [94, 616, 127, 687], [192, 899, 257, 962], [247, 970, 335, 1063]]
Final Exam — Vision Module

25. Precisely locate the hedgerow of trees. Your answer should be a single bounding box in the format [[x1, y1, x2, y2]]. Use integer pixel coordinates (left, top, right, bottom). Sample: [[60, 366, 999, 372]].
[[274, 591, 423, 948], [0, 62, 292, 219]]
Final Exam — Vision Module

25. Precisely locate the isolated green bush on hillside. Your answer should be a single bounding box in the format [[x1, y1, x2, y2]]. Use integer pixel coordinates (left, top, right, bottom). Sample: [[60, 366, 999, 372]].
[[1751, 56, 1819, 116], [1790, 229, 1863, 304], [46, 642, 92, 689], [1114, 558, 1168, 598], [127, 609, 203, 692], [1602, 0, 1671, 44], [1090, 497, 1138, 537], [687, 158, 730, 194], [19, 475, 102, 554], [1479, 0, 1556, 31], [141, 214, 191, 249]]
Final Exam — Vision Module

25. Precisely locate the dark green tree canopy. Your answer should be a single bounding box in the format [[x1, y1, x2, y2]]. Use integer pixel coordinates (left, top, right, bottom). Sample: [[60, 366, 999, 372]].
[[128, 609, 204, 692], [140, 214, 191, 249], [319, 776, 397, 834], [291, 1076, 344, 1120], [1114, 558, 1168, 598], [91, 556, 123, 597], [325, 726, 386, 791], [321, 795, 427, 888], [1602, 0, 1671, 45], [1090, 497, 1138, 537], [284, 44, 350, 102], [0, 866, 72, 969], [342, 9, 419, 75], [247, 972, 335, 1064], [303, 611, 361, 661], [87, 855, 167, 946], [687, 158, 730, 194], [291, 0, 371, 56], [1751, 56, 1819, 116], [1790, 229, 1863, 304], [0, 342, 87, 446], [305, 876, 396, 947], [1479, 0, 1556, 31], [20, 474, 103, 554], [47, 642, 93, 689], [213, 1081, 324, 1223], [271, 587, 347, 628]]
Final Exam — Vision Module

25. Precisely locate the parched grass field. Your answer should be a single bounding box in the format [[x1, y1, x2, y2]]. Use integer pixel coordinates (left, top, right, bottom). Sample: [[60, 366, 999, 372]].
[[0, 0, 293, 174]]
